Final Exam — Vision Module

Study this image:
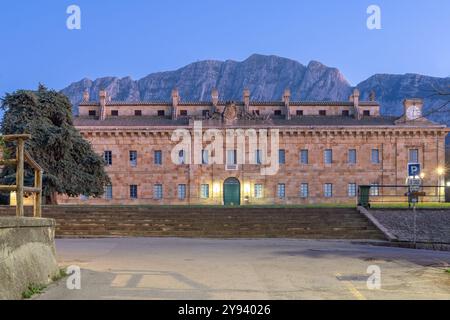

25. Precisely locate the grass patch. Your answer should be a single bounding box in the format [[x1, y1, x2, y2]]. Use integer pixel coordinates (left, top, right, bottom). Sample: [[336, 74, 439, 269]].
[[50, 204, 357, 209], [371, 202, 450, 209], [445, 269, 450, 274], [22, 268, 68, 299], [22, 283, 46, 299]]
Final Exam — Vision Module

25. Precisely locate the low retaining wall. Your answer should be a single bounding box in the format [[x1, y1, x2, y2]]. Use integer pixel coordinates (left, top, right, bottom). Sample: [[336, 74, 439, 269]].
[[359, 207, 450, 251], [0, 217, 59, 300]]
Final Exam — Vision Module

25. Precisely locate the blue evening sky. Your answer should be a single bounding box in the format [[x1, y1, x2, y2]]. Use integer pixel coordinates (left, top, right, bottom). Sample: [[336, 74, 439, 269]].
[[0, 0, 449, 99]]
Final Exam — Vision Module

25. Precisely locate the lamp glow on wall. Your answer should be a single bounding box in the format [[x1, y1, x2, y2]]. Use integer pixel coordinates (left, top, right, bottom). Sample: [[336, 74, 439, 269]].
[[213, 183, 221, 196], [243, 183, 251, 196], [436, 167, 445, 201], [10, 192, 34, 207]]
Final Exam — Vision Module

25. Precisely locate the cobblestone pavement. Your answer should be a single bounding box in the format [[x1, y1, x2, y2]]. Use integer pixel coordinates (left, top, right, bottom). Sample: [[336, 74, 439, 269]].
[[371, 210, 450, 243], [37, 238, 450, 300]]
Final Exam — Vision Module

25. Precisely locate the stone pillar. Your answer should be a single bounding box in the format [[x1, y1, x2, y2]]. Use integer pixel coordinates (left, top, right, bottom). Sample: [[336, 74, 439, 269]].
[[99, 90, 107, 121], [172, 88, 179, 120], [283, 89, 291, 120]]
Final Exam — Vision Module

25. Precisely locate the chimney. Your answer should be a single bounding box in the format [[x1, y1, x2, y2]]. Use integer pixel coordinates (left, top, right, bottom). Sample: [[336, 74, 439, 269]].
[[211, 88, 219, 109], [283, 89, 291, 120], [352, 88, 361, 119], [353, 88, 360, 106], [243, 89, 250, 113], [369, 90, 376, 102], [83, 90, 90, 102], [99, 90, 107, 120], [171, 88, 179, 120]]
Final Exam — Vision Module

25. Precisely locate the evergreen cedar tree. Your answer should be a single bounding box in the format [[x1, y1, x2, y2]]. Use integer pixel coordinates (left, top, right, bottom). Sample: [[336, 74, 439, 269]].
[[0, 84, 110, 204]]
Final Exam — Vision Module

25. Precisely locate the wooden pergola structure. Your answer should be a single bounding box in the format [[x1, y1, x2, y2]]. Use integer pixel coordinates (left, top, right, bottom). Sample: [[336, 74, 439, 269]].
[[0, 134, 43, 217]]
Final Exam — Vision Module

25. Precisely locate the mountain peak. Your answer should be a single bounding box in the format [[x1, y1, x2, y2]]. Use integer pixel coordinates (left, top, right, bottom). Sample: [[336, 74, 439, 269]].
[[60, 54, 450, 129], [307, 60, 325, 68]]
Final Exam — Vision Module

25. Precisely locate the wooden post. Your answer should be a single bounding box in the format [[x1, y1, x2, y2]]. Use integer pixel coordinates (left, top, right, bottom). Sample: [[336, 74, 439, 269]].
[[16, 138, 25, 217], [34, 169, 43, 218], [2, 134, 42, 218]]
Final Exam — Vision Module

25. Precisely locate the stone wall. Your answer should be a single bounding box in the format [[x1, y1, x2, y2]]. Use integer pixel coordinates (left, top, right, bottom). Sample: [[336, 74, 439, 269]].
[[0, 217, 59, 300], [369, 209, 450, 244]]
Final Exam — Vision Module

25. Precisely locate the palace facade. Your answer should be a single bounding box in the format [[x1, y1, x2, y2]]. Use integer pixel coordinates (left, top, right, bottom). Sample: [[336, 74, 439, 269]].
[[58, 88, 449, 205]]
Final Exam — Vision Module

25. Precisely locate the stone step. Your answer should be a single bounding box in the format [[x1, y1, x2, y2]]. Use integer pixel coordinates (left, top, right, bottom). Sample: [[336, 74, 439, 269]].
[[0, 206, 386, 240]]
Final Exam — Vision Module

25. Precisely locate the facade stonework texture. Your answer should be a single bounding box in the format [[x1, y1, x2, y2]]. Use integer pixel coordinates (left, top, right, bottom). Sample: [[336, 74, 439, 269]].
[[59, 89, 448, 205]]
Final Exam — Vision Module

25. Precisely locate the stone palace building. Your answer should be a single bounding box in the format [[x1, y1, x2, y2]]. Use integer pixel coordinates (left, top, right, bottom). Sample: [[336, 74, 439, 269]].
[[58, 88, 449, 205]]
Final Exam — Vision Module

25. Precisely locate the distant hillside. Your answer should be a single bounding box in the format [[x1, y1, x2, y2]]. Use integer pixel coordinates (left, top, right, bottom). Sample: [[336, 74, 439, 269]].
[[61, 54, 450, 127]]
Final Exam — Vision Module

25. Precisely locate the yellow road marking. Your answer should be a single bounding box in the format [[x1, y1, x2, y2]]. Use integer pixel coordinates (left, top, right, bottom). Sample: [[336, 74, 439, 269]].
[[335, 273, 367, 300]]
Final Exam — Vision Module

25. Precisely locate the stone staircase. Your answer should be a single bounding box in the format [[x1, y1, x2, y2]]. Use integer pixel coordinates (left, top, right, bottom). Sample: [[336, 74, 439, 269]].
[[0, 206, 386, 240]]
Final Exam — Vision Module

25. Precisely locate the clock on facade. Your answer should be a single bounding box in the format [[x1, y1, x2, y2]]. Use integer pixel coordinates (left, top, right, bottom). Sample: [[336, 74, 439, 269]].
[[406, 105, 422, 120]]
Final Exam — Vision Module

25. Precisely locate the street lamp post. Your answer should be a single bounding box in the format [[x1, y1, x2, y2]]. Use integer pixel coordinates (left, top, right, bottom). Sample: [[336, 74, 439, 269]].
[[437, 167, 445, 203]]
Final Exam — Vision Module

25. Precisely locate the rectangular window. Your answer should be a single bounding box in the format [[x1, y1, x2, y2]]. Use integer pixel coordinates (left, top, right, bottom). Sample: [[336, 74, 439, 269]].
[[254, 110, 260, 116], [348, 183, 357, 197], [409, 149, 419, 163], [178, 150, 186, 165], [296, 110, 303, 116], [274, 110, 282, 116], [371, 149, 380, 164], [111, 110, 119, 116], [154, 150, 162, 165], [300, 183, 309, 198], [154, 184, 163, 200], [300, 150, 309, 164], [180, 110, 188, 116], [157, 110, 165, 117], [363, 110, 371, 116], [324, 149, 333, 164], [342, 110, 350, 116], [104, 151, 112, 166], [129, 151, 137, 167], [104, 184, 113, 200], [178, 184, 186, 200], [370, 183, 380, 196], [227, 150, 237, 165], [200, 184, 210, 199], [319, 110, 326, 116], [134, 110, 142, 116], [277, 184, 286, 199], [256, 149, 263, 165], [348, 149, 357, 164], [88, 110, 96, 117], [254, 184, 263, 199], [202, 150, 209, 165], [324, 184, 333, 198], [202, 110, 210, 117], [278, 149, 286, 165], [130, 185, 138, 199]]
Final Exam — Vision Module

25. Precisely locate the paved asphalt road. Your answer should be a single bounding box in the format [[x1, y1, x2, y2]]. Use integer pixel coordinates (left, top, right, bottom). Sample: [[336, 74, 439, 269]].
[[37, 238, 450, 300]]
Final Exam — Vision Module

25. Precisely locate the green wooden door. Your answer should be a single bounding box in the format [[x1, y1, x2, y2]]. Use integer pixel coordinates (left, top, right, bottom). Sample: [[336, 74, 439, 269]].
[[223, 178, 240, 206]]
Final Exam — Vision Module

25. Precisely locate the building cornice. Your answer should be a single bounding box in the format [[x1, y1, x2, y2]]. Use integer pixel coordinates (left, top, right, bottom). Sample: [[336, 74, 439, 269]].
[[77, 126, 448, 138]]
